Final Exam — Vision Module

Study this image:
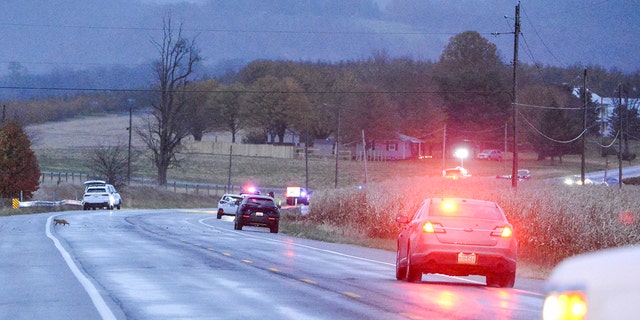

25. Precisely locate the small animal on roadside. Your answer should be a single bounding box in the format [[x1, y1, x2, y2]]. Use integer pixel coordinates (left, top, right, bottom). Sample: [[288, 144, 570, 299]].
[[54, 219, 70, 226]]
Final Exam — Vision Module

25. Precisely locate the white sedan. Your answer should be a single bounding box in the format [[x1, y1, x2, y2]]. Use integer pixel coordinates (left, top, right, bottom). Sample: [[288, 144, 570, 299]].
[[543, 245, 640, 320]]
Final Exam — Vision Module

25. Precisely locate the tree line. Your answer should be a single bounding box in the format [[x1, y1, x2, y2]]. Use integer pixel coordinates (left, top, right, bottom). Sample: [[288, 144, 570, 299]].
[[2, 17, 640, 187]]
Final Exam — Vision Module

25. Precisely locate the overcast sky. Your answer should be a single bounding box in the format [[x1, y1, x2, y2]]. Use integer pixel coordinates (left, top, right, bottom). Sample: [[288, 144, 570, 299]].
[[0, 0, 638, 76]]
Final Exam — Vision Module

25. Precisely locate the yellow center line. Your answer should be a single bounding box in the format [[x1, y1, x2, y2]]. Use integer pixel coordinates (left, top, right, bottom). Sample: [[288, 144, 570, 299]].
[[223, 252, 232, 256], [268, 268, 280, 273], [241, 259, 252, 263], [300, 279, 316, 284], [343, 292, 360, 299]]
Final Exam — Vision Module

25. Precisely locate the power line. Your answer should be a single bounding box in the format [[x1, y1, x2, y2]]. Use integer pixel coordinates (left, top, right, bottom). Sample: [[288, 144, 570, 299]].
[[516, 102, 597, 111], [519, 110, 587, 144], [0, 85, 512, 96], [0, 21, 462, 36], [520, 4, 564, 67]]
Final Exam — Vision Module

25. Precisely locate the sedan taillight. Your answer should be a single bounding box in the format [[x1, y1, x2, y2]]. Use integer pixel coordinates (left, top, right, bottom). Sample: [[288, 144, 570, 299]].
[[422, 222, 445, 233], [491, 226, 513, 238]]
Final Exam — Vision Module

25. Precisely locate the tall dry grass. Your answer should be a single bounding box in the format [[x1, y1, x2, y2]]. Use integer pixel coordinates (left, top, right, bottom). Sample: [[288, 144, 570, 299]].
[[304, 176, 640, 266]]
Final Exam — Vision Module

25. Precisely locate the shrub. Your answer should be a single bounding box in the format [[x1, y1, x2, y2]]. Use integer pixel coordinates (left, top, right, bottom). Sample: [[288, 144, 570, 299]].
[[0, 121, 41, 199]]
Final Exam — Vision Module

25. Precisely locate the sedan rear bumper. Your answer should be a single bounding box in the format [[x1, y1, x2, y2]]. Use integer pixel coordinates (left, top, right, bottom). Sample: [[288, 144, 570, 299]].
[[411, 243, 516, 276]]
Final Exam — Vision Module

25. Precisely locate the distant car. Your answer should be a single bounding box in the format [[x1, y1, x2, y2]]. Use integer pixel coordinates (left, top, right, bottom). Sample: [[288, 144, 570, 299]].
[[563, 175, 594, 186], [285, 186, 310, 205], [476, 149, 502, 161], [497, 169, 531, 180], [543, 245, 640, 320], [82, 184, 121, 210], [234, 194, 281, 233], [216, 194, 244, 219], [597, 176, 620, 186], [442, 166, 470, 179], [395, 198, 517, 287]]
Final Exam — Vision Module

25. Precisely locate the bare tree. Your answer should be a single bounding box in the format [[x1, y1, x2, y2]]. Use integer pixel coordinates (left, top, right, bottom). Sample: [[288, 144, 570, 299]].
[[137, 14, 201, 186], [87, 143, 133, 188]]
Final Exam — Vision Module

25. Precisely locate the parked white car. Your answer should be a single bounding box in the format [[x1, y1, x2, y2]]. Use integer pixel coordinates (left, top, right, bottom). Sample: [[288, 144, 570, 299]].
[[217, 194, 244, 219], [543, 245, 640, 320], [82, 184, 121, 210]]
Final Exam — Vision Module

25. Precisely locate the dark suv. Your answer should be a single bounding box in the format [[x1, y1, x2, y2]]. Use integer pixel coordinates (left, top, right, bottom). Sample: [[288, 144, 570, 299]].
[[234, 195, 281, 233]]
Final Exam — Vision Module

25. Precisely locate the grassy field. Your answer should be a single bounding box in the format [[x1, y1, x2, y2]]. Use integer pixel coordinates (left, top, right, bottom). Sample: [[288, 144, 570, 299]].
[[29, 114, 632, 189], [34, 144, 623, 190], [14, 115, 640, 278]]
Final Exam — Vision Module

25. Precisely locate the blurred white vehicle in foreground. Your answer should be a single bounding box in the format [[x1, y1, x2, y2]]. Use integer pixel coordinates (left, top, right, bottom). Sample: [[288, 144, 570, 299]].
[[543, 245, 640, 320]]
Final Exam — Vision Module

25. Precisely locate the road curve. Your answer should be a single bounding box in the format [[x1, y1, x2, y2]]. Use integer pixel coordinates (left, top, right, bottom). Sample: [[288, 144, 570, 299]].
[[1, 209, 545, 319]]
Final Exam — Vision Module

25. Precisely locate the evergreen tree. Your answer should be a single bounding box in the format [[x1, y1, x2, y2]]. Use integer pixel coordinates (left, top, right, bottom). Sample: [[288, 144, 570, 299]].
[[531, 102, 582, 161], [432, 31, 510, 146], [0, 121, 40, 199]]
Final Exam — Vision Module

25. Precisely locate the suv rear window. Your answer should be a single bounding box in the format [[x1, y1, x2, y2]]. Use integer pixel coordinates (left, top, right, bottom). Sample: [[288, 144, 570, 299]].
[[245, 197, 276, 207]]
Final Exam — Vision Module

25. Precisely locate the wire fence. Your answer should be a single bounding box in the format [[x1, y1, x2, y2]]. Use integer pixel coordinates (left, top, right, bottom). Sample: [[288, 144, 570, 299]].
[[39, 171, 285, 198]]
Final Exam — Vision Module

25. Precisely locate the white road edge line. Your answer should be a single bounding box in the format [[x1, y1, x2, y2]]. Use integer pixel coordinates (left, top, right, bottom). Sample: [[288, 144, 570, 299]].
[[46, 215, 117, 320]]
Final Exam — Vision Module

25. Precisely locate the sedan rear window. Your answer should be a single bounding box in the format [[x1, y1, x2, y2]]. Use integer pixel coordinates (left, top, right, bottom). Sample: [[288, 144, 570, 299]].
[[428, 202, 502, 220]]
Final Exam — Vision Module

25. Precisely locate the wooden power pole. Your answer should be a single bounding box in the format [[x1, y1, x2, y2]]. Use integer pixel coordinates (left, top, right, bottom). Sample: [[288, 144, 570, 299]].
[[511, 2, 521, 188]]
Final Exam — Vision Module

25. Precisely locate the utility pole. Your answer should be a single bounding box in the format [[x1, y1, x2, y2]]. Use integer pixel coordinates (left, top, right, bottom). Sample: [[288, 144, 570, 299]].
[[362, 129, 368, 185], [305, 128, 309, 193], [511, 2, 521, 188], [581, 69, 587, 185], [227, 145, 233, 193], [334, 106, 341, 188], [618, 84, 623, 189], [442, 124, 447, 170], [127, 100, 133, 185], [504, 122, 508, 170]]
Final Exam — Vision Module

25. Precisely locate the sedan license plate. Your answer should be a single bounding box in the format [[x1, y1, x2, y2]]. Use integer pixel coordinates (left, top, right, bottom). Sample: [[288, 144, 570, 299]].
[[457, 252, 477, 265], [255, 212, 263, 216]]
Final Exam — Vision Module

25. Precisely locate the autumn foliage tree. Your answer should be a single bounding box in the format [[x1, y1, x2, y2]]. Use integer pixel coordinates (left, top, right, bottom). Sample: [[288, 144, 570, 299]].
[[0, 121, 40, 199]]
